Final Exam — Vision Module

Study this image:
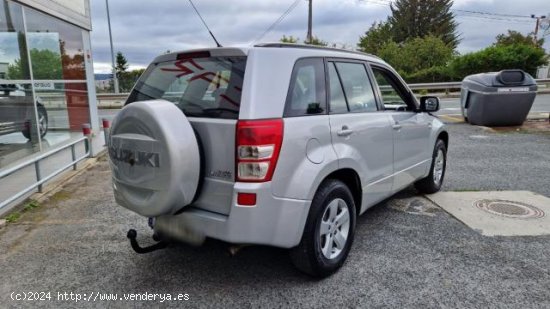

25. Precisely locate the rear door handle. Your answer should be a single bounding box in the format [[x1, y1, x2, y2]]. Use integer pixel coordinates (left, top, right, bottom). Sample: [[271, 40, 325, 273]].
[[337, 126, 353, 137], [392, 124, 402, 130]]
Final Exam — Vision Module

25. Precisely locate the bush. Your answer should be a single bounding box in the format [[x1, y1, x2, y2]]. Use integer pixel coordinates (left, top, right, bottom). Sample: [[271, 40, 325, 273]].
[[448, 44, 548, 80], [377, 36, 455, 83], [401, 65, 454, 83]]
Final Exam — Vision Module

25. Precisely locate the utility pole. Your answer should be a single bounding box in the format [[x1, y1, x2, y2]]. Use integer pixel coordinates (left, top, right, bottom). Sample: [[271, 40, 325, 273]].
[[106, 0, 119, 94], [307, 0, 312, 44], [531, 14, 547, 45]]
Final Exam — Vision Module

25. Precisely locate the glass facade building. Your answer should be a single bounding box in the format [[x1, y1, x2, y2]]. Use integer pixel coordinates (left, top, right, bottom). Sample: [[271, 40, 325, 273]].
[[0, 0, 97, 169]]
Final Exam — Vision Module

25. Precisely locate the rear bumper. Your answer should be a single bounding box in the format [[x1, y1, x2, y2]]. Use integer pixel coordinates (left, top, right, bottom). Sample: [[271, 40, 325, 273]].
[[155, 182, 311, 248]]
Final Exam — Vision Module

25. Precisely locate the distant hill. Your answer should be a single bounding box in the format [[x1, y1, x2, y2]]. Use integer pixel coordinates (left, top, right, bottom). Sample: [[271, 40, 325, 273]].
[[94, 74, 113, 81]]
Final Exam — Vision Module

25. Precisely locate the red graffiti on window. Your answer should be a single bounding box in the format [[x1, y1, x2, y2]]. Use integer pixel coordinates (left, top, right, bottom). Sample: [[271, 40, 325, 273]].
[[219, 94, 239, 107], [160, 59, 205, 77]]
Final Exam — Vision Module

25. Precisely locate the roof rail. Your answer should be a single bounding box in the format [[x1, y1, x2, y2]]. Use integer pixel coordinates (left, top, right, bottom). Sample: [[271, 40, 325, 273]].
[[254, 43, 381, 60]]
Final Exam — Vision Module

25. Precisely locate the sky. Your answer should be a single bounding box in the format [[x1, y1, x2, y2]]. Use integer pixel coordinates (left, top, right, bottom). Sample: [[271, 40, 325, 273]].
[[89, 0, 550, 73]]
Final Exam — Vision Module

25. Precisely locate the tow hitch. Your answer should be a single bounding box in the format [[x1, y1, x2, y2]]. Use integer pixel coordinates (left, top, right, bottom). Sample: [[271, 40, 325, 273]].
[[126, 229, 168, 254]]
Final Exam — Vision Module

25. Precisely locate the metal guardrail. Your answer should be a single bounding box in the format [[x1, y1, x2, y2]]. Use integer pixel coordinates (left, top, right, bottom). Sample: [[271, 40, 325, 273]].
[[94, 79, 550, 103], [408, 78, 550, 91], [0, 136, 91, 210], [408, 82, 463, 90]]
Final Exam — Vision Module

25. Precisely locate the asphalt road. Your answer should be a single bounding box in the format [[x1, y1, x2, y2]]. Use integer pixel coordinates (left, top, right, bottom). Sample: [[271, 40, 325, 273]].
[[0, 121, 549, 308], [442, 122, 550, 197]]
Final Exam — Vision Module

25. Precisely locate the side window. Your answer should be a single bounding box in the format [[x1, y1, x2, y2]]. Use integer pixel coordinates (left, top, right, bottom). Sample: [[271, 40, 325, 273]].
[[284, 58, 326, 117], [328, 62, 348, 114], [334, 62, 377, 113], [371, 67, 411, 111]]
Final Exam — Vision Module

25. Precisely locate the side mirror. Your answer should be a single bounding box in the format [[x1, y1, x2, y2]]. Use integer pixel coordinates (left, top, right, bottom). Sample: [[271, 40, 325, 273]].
[[420, 96, 440, 113]]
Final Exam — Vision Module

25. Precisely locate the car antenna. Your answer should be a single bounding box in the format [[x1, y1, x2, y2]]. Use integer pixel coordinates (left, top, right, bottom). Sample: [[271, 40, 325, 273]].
[[187, 0, 222, 47]]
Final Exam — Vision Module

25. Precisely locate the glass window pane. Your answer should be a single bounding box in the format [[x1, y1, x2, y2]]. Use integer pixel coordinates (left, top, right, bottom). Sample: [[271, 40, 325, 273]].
[[25, 8, 85, 80], [372, 68, 408, 110], [0, 83, 41, 167], [1, 2, 91, 170], [127, 57, 246, 119], [24, 5, 90, 145], [33, 82, 90, 145], [0, 0, 30, 80], [328, 62, 348, 114], [285, 58, 326, 117], [335, 62, 377, 113], [1, 1, 40, 167]]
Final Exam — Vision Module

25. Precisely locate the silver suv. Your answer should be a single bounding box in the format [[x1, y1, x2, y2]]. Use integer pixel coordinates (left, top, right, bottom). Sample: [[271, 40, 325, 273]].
[[108, 44, 448, 277]]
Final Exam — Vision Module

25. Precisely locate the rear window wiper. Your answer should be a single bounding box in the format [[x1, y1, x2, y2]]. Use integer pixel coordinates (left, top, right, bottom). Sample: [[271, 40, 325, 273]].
[[182, 111, 204, 118], [202, 108, 239, 114]]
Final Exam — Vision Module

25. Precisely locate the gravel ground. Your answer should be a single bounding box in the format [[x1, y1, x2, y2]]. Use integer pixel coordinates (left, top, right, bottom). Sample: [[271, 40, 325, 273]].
[[0, 122, 549, 308], [442, 122, 550, 196]]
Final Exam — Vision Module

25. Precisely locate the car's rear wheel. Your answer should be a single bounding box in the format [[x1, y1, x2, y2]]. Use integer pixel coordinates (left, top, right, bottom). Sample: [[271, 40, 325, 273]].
[[37, 104, 48, 138], [290, 179, 356, 277], [415, 139, 447, 194], [22, 103, 48, 139]]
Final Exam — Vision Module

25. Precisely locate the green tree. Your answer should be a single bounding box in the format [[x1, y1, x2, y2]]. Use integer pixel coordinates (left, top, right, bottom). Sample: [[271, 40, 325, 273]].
[[376, 41, 405, 71], [119, 69, 145, 92], [280, 35, 328, 46], [6, 60, 24, 79], [115, 51, 128, 75], [401, 36, 454, 73], [280, 35, 299, 43], [358, 20, 393, 54], [7, 49, 63, 80], [305, 36, 328, 46], [389, 0, 459, 49], [114, 52, 142, 92], [449, 44, 547, 79], [377, 36, 454, 82], [495, 30, 544, 48]]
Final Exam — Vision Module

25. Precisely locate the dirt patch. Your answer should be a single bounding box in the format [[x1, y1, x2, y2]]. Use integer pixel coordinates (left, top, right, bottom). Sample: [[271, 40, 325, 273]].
[[48, 190, 72, 203], [389, 196, 441, 217], [488, 118, 550, 134]]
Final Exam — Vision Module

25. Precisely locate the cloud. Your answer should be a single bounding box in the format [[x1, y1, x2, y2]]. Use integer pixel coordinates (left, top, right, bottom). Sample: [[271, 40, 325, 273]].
[[90, 0, 550, 73]]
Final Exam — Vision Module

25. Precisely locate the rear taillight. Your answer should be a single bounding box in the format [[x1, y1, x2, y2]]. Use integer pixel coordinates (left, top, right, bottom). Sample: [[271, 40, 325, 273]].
[[236, 119, 283, 182]]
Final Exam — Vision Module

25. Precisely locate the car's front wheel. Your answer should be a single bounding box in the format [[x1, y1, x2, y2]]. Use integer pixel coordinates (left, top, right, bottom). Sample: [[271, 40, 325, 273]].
[[415, 139, 447, 194], [290, 179, 356, 277]]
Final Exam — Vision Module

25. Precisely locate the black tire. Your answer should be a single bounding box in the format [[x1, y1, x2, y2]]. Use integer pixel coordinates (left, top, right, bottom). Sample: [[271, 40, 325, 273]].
[[37, 104, 48, 138], [22, 124, 30, 139], [290, 179, 356, 278], [22, 103, 48, 139], [415, 139, 447, 194]]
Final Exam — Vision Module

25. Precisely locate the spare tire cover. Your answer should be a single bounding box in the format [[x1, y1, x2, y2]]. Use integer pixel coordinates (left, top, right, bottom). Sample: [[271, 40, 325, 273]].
[[108, 100, 200, 217]]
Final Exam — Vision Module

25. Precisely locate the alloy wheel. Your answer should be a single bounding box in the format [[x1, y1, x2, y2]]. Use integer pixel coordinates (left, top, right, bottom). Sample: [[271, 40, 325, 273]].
[[433, 149, 445, 185], [319, 198, 350, 260]]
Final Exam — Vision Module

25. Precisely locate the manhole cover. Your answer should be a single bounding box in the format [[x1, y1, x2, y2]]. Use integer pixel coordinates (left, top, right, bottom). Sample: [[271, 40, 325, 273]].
[[474, 199, 545, 219]]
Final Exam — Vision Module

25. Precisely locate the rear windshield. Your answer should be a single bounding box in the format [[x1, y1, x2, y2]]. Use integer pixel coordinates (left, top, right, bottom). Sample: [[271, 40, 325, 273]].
[[127, 56, 246, 119]]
